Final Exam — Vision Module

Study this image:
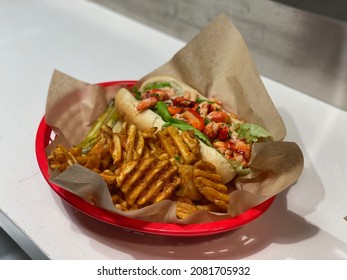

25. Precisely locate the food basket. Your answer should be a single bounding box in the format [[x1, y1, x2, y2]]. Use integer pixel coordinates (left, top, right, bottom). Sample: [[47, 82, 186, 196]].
[[35, 80, 275, 237]]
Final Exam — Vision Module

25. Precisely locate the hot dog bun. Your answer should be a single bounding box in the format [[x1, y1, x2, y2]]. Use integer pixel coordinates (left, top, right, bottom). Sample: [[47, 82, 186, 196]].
[[116, 88, 165, 131], [115, 86, 236, 184]]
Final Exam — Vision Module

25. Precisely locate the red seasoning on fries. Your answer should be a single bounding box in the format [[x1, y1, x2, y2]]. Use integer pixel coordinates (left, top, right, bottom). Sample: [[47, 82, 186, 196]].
[[47, 118, 233, 218]]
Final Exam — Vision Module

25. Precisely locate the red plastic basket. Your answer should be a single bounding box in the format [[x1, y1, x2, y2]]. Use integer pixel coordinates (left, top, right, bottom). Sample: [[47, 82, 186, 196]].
[[35, 80, 275, 237]]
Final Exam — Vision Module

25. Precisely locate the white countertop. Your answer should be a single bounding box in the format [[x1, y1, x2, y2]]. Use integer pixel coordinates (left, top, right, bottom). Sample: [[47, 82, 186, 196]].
[[1, 0, 347, 260]]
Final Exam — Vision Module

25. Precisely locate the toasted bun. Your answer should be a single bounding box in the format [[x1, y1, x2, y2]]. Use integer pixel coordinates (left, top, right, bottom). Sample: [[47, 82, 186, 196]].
[[115, 82, 236, 183], [115, 88, 165, 131]]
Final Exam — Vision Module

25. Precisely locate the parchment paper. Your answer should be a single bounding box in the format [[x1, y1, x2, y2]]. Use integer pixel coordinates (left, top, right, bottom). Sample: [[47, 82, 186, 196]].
[[45, 14, 304, 224]]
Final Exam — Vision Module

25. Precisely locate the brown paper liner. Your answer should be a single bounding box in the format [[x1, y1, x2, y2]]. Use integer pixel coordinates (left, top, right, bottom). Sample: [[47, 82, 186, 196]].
[[44, 14, 304, 224]]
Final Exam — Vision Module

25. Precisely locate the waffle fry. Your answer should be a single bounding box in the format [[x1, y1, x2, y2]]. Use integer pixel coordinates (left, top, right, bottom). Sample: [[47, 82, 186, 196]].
[[47, 121, 232, 219], [125, 159, 170, 205], [136, 165, 180, 206], [156, 129, 178, 158], [165, 126, 198, 164], [120, 157, 157, 194], [181, 129, 200, 156], [175, 198, 198, 219], [175, 164, 203, 201], [193, 160, 230, 210], [175, 196, 227, 219]]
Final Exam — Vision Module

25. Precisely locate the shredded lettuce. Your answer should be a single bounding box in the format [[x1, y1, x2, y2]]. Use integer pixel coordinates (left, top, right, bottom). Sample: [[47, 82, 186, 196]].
[[132, 86, 141, 100], [228, 160, 251, 176], [236, 123, 271, 143], [152, 101, 172, 122]]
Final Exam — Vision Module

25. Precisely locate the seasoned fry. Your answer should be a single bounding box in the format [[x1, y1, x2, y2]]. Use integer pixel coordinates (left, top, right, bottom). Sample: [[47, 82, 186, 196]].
[[115, 159, 139, 186], [112, 191, 128, 211], [137, 164, 179, 206], [99, 152, 112, 171], [47, 120, 233, 219], [110, 133, 122, 165], [181, 130, 200, 156], [124, 123, 137, 161], [47, 145, 70, 171], [120, 156, 157, 194], [176, 164, 202, 201], [141, 127, 158, 139], [175, 198, 198, 219], [193, 160, 230, 210], [194, 160, 216, 173], [195, 184, 229, 210], [99, 169, 117, 190], [156, 129, 178, 158], [89, 135, 109, 157], [135, 131, 145, 157], [153, 177, 181, 203], [165, 126, 197, 164], [125, 159, 170, 205], [84, 154, 101, 171], [194, 176, 228, 193]]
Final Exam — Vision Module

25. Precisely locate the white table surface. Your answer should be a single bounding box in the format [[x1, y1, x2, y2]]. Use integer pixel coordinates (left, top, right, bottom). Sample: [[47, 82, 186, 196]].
[[1, 0, 347, 260]]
